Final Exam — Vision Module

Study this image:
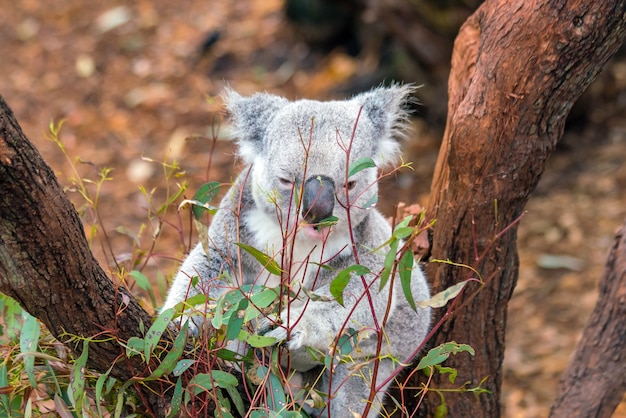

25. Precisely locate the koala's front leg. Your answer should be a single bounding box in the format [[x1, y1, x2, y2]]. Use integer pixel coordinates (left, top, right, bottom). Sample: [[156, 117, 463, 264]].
[[261, 301, 341, 371], [263, 300, 347, 354], [162, 242, 232, 335]]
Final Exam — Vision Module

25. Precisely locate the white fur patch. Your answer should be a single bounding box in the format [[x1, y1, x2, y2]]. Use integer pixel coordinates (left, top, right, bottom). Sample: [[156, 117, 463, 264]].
[[244, 208, 352, 290]]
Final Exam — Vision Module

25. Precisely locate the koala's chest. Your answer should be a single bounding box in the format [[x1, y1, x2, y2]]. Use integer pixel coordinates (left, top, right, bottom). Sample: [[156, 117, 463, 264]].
[[243, 208, 349, 290]]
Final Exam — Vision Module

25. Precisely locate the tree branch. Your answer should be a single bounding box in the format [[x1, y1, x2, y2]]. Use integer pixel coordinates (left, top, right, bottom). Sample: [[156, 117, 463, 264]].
[[0, 95, 170, 416], [549, 221, 626, 418]]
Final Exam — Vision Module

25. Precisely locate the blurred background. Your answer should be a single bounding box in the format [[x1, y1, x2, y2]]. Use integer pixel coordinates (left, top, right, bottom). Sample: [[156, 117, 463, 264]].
[[1, 1, 625, 416]]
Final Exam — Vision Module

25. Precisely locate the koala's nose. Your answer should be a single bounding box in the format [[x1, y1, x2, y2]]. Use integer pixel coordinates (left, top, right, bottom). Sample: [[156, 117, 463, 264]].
[[302, 175, 335, 223]]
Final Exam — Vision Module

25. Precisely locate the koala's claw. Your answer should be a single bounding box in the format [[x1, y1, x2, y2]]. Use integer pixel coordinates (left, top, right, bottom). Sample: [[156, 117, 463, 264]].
[[257, 314, 280, 335], [263, 326, 288, 344]]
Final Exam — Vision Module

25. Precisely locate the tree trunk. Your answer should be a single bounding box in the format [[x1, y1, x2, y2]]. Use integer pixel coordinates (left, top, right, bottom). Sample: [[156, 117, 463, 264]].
[[549, 221, 626, 418], [417, 0, 626, 416], [0, 96, 170, 416]]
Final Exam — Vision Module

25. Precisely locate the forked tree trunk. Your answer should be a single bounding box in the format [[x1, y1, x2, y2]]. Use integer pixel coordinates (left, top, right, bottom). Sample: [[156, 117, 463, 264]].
[[418, 0, 625, 417]]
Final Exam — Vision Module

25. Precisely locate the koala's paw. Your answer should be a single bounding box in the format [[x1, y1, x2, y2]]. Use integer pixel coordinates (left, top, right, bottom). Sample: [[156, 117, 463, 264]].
[[263, 326, 288, 344], [258, 309, 307, 350], [257, 313, 280, 335], [264, 326, 308, 350]]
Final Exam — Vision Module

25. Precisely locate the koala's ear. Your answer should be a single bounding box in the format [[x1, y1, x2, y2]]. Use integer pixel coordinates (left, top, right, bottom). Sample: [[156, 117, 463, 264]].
[[353, 83, 418, 167], [223, 88, 289, 164]]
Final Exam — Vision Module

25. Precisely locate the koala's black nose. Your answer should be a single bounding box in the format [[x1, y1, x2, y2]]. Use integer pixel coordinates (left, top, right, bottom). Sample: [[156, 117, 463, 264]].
[[302, 175, 335, 223]]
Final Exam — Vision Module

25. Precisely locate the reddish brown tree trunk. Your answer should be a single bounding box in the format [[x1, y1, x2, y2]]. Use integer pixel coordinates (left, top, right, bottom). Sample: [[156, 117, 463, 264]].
[[0, 96, 169, 416], [549, 221, 626, 418], [419, 0, 626, 416]]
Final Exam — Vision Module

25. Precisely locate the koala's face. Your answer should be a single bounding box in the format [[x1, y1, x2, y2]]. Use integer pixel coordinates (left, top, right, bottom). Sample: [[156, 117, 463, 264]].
[[225, 85, 415, 243], [251, 100, 380, 240]]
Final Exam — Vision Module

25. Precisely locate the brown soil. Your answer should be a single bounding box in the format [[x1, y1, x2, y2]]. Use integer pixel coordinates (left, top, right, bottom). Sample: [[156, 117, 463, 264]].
[[1, 1, 625, 416]]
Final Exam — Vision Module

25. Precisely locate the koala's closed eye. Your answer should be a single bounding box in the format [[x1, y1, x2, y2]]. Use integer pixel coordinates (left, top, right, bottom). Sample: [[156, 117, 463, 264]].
[[277, 177, 294, 188]]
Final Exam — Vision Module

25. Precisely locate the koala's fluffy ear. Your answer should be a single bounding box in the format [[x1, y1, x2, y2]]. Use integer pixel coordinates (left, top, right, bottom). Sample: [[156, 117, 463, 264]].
[[353, 83, 418, 167], [223, 88, 289, 164]]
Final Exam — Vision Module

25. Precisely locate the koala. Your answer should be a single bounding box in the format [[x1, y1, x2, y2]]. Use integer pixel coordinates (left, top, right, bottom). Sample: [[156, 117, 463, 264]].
[[162, 84, 431, 417]]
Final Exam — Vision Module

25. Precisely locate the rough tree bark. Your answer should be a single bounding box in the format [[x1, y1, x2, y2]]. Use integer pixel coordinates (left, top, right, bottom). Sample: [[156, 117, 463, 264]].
[[0, 96, 172, 417], [549, 221, 626, 418], [418, 0, 626, 417]]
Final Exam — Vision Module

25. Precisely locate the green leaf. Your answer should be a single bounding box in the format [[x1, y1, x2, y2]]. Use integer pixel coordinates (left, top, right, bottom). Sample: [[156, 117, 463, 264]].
[[416, 342, 475, 370], [348, 157, 376, 177], [317, 215, 338, 228], [245, 333, 279, 348], [379, 240, 398, 290], [436, 365, 458, 384], [191, 181, 221, 220], [0, 363, 8, 411], [19, 312, 40, 388], [188, 371, 238, 395], [129, 270, 156, 308], [126, 336, 145, 358], [215, 347, 251, 362], [225, 299, 247, 342], [416, 280, 470, 309], [330, 265, 370, 306], [434, 395, 448, 418], [399, 250, 416, 310], [224, 380, 246, 417], [173, 359, 195, 376], [394, 215, 413, 231], [145, 307, 175, 360], [215, 389, 235, 418], [68, 339, 89, 409], [172, 293, 209, 315], [209, 370, 240, 389], [336, 328, 358, 356], [166, 377, 184, 418], [95, 371, 111, 417], [212, 294, 227, 329], [145, 321, 188, 380], [250, 288, 279, 308], [257, 366, 286, 412], [392, 226, 415, 240], [236, 242, 283, 275]]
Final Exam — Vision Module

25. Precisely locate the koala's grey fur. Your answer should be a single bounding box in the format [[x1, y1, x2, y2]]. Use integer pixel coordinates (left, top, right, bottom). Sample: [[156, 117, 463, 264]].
[[162, 85, 431, 417]]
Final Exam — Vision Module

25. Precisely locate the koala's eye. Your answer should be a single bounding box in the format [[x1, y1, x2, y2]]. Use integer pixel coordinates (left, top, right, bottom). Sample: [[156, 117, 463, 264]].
[[278, 177, 294, 188], [345, 180, 357, 191]]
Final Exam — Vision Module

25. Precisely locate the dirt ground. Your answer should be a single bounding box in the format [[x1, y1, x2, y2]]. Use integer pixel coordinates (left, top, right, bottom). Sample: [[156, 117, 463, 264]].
[[1, 1, 625, 417]]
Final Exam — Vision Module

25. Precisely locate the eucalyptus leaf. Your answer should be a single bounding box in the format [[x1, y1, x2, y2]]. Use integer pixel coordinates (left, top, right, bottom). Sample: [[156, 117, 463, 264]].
[[348, 156, 376, 177], [190, 181, 221, 220], [416, 342, 475, 370], [68, 339, 89, 409], [128, 270, 155, 308], [144, 307, 175, 360], [399, 250, 416, 310], [144, 321, 188, 380], [236, 242, 283, 275], [19, 312, 40, 387], [330, 265, 370, 306], [416, 280, 470, 309]]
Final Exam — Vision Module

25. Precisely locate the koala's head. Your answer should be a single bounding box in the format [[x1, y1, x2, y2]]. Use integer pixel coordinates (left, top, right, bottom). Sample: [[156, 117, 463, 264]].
[[224, 84, 415, 244]]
